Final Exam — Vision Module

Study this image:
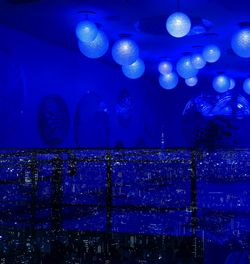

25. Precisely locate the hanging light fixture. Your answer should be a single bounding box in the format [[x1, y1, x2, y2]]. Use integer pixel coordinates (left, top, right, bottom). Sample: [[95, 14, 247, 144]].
[[185, 76, 198, 87], [191, 53, 206, 69], [158, 61, 173, 75], [166, 12, 191, 38], [76, 20, 98, 43], [213, 75, 230, 93], [78, 30, 109, 59], [176, 56, 198, 79], [243, 78, 250, 94], [159, 72, 179, 90], [122, 58, 145, 79], [231, 28, 250, 58], [202, 44, 221, 63], [112, 39, 139, 66]]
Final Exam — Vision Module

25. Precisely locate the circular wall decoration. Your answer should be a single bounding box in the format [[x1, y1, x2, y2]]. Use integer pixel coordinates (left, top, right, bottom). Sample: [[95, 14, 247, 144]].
[[0, 48, 24, 144], [38, 94, 70, 146]]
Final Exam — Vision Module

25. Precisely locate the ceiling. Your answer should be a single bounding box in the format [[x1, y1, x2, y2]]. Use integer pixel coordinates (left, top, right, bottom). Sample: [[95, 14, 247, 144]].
[[0, 0, 250, 80]]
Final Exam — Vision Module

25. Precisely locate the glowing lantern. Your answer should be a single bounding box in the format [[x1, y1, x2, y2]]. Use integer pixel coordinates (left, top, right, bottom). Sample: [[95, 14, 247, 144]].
[[243, 78, 250, 94], [213, 75, 230, 93], [76, 21, 98, 43], [158, 61, 173, 75], [191, 53, 206, 69], [202, 44, 221, 63], [166, 12, 191, 38], [185, 76, 198, 86], [112, 39, 139, 66], [176, 56, 198, 79], [122, 58, 145, 79], [78, 30, 109, 59], [159, 72, 179, 90], [231, 29, 250, 58]]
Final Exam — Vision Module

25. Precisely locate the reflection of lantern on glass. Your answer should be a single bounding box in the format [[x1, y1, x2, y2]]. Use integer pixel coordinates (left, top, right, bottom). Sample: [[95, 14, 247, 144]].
[[78, 30, 109, 59], [202, 44, 221, 63], [243, 78, 250, 94], [231, 29, 250, 58], [166, 12, 191, 38], [122, 58, 145, 79], [76, 21, 98, 43], [158, 61, 173, 75], [213, 75, 230, 93], [191, 53, 206, 69], [176, 56, 198, 79], [159, 72, 179, 90], [112, 39, 139, 65], [185, 76, 198, 87]]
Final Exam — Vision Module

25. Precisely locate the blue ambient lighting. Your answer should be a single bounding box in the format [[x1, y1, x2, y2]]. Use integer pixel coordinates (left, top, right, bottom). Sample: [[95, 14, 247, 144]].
[[243, 78, 250, 94], [202, 44, 221, 63], [166, 12, 191, 38], [158, 61, 173, 75], [213, 75, 230, 93], [78, 30, 109, 59], [76, 21, 98, 43], [159, 72, 179, 90], [185, 76, 198, 87], [176, 56, 198, 79], [112, 39, 139, 66], [231, 29, 250, 58], [122, 58, 145, 79], [191, 53, 206, 69]]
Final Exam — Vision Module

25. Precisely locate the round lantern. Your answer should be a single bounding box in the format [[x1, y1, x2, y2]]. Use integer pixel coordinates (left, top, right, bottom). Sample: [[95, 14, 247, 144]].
[[112, 39, 139, 66], [213, 75, 230, 93], [243, 78, 250, 94], [185, 76, 198, 87], [202, 44, 221, 63], [231, 29, 250, 58], [76, 21, 98, 43], [191, 53, 206, 69], [158, 61, 173, 75], [122, 58, 145, 79], [78, 30, 109, 59], [176, 56, 198, 79], [159, 72, 179, 90], [166, 12, 191, 38]]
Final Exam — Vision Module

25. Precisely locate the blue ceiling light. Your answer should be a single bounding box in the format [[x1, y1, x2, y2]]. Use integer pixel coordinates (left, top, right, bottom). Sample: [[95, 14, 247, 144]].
[[231, 29, 250, 58], [229, 78, 236, 90], [243, 78, 250, 94], [159, 72, 179, 90], [202, 44, 221, 63], [213, 75, 230, 93], [166, 12, 191, 38], [158, 61, 173, 75], [191, 53, 206, 69], [78, 30, 109, 59], [185, 76, 198, 87], [176, 56, 198, 79], [122, 58, 145, 79], [76, 21, 98, 43], [112, 39, 139, 66]]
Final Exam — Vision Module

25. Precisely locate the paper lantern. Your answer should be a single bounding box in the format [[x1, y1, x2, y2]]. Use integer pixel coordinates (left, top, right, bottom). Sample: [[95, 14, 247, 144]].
[[231, 29, 250, 58], [78, 30, 109, 59], [166, 12, 191, 38], [176, 56, 198, 79], [122, 58, 145, 79], [112, 39, 139, 65], [76, 21, 98, 43], [159, 72, 179, 90]]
